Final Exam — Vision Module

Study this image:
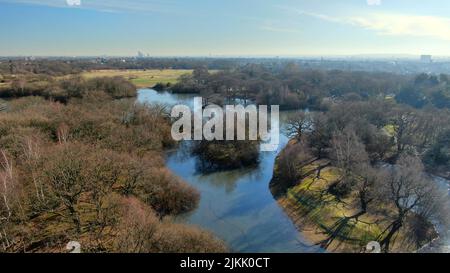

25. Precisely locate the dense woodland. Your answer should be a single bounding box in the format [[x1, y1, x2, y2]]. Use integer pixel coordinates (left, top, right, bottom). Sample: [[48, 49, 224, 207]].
[[1, 59, 450, 252], [2, 58, 450, 111], [170, 62, 450, 252], [172, 64, 450, 111], [171, 64, 450, 179], [0, 76, 226, 252], [272, 99, 450, 252]]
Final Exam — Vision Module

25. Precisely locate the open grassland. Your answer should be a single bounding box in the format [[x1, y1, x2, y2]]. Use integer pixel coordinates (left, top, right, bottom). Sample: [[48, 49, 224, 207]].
[[0, 69, 195, 94], [81, 69, 193, 88]]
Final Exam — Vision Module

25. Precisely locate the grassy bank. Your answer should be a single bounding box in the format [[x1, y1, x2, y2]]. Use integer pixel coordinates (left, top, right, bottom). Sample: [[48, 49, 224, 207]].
[[271, 141, 437, 253]]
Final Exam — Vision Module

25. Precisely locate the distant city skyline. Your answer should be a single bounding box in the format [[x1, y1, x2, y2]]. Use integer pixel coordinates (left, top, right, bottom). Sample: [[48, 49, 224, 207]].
[[1, 0, 450, 57]]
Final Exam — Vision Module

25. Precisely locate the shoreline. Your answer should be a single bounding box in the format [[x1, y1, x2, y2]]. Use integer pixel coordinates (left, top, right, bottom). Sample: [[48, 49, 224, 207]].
[[269, 141, 439, 253]]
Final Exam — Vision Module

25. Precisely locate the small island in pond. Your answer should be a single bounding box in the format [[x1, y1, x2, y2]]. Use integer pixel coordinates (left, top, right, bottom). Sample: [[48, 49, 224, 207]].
[[193, 139, 260, 172]]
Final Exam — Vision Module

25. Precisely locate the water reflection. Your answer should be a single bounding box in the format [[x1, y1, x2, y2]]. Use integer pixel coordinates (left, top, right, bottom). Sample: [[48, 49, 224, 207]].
[[139, 88, 450, 253], [137, 89, 193, 107], [138, 88, 324, 253]]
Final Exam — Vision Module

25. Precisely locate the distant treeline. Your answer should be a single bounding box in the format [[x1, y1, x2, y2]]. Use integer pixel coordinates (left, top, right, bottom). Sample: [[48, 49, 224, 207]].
[[1, 59, 449, 110], [2, 58, 450, 110], [171, 64, 450, 110], [0, 58, 238, 76], [3, 56, 450, 76]]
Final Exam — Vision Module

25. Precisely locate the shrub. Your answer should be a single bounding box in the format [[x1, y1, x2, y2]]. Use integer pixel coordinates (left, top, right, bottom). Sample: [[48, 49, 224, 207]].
[[115, 197, 226, 253], [157, 221, 227, 253], [139, 169, 200, 217], [0, 92, 224, 253], [87, 76, 136, 99]]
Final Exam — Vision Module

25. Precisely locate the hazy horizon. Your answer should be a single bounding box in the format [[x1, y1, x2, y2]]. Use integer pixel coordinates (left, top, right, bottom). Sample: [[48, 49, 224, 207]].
[[2, 54, 449, 60]]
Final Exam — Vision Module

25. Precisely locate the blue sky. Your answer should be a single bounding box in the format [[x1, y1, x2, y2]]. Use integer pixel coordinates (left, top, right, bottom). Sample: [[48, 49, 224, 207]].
[[1, 0, 450, 56]]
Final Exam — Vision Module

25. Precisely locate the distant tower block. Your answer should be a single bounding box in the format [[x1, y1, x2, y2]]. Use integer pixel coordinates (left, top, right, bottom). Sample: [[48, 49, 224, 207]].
[[420, 55, 432, 63]]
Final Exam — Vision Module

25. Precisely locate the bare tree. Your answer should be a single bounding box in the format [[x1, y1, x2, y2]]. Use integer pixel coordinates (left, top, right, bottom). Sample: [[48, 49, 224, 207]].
[[115, 198, 160, 253], [378, 154, 442, 252], [317, 131, 380, 249], [309, 113, 332, 159], [271, 141, 318, 198], [278, 142, 314, 182], [0, 150, 17, 250], [44, 147, 87, 233], [331, 126, 369, 175], [318, 164, 382, 249], [0, 150, 13, 221], [329, 126, 369, 198], [285, 112, 312, 141], [22, 137, 45, 202], [85, 152, 122, 242], [390, 108, 420, 158]]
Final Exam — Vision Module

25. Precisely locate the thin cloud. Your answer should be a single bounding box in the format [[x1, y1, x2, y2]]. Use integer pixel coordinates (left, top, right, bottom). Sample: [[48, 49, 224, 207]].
[[260, 25, 301, 34], [0, 0, 177, 13], [66, 0, 81, 7], [367, 0, 382, 6], [351, 14, 450, 41], [297, 10, 450, 41]]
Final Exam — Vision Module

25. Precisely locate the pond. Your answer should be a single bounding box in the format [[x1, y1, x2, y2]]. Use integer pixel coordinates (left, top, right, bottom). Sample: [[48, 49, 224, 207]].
[[138, 88, 450, 253], [138, 89, 323, 253]]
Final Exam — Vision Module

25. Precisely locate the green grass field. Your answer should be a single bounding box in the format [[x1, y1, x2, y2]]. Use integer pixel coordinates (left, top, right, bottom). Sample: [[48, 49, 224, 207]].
[[81, 69, 193, 88]]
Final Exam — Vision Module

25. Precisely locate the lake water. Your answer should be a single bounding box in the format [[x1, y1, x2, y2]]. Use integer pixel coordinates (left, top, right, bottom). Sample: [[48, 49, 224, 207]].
[[138, 88, 450, 253], [138, 89, 323, 253]]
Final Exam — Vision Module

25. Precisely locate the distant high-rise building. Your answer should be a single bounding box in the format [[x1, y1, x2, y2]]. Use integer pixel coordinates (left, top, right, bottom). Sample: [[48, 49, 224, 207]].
[[137, 51, 145, 58], [420, 55, 432, 63]]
